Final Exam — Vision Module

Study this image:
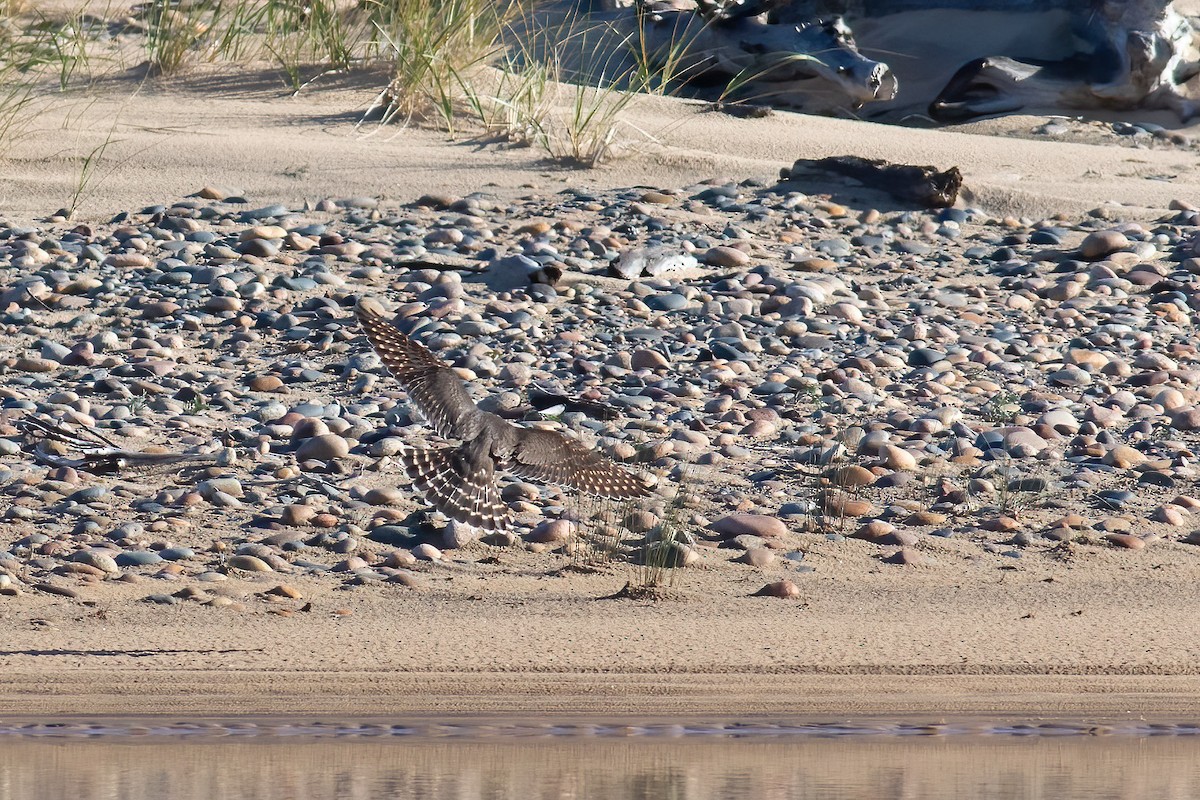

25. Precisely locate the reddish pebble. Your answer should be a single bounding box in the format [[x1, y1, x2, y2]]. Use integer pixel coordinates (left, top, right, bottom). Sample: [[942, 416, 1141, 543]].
[[754, 580, 801, 599]]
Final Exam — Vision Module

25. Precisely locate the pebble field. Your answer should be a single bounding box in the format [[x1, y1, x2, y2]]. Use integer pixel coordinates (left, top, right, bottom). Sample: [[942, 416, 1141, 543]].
[[5, 177, 1200, 609]]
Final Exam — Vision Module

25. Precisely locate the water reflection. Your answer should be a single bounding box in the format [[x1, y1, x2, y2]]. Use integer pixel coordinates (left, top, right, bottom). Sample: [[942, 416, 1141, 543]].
[[2, 734, 1198, 800]]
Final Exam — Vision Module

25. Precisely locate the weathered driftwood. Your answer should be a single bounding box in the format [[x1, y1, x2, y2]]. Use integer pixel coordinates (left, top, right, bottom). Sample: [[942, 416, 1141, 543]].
[[21, 416, 219, 476], [538, 0, 896, 113], [395, 254, 489, 273], [769, 0, 1200, 119], [21, 416, 353, 501], [631, 2, 897, 109], [783, 156, 963, 208]]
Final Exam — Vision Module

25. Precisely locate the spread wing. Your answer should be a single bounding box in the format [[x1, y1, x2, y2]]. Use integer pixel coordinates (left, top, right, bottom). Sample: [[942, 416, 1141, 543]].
[[356, 298, 478, 440], [401, 444, 511, 530], [505, 427, 649, 498]]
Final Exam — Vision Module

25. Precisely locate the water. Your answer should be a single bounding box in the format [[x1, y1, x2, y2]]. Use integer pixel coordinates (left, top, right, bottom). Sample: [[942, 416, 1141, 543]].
[[3, 720, 1200, 800]]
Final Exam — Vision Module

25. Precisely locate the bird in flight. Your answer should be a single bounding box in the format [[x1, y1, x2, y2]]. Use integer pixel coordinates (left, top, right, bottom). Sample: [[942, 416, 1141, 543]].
[[355, 297, 650, 530]]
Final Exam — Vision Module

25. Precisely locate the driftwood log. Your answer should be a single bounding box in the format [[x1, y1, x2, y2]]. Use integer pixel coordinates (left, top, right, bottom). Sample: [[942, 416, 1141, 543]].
[[783, 156, 963, 208], [21, 416, 219, 475], [20, 416, 347, 498]]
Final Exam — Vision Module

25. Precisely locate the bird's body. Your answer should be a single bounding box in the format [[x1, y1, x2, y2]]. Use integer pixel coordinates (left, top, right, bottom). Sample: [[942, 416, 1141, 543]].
[[355, 297, 649, 530]]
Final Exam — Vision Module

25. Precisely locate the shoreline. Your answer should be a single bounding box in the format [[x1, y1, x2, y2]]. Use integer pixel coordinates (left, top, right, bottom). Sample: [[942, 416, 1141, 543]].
[[5, 698, 1200, 733], [10, 670, 1200, 719], [11, 662, 1200, 724]]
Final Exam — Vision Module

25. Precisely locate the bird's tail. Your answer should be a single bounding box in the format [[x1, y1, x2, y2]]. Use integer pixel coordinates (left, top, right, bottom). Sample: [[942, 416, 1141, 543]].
[[400, 445, 511, 530]]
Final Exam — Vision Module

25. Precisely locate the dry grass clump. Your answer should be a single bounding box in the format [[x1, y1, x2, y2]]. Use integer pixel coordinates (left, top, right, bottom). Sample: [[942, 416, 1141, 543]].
[[140, 0, 212, 75], [630, 489, 693, 592], [127, 0, 527, 131], [455, 8, 675, 166], [365, 0, 519, 132], [571, 493, 633, 568], [568, 461, 695, 598], [0, 0, 30, 16], [365, 0, 668, 166], [136, 0, 370, 81], [781, 421, 875, 537]]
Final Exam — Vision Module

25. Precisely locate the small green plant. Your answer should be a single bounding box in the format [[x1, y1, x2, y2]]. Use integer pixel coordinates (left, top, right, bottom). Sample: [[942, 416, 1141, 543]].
[[977, 434, 1058, 519], [460, 7, 687, 166], [256, 0, 359, 92], [538, 25, 651, 165], [625, 6, 704, 96], [34, 6, 105, 90], [997, 452, 1056, 517], [993, 448, 1014, 515], [797, 380, 824, 409], [821, 433, 867, 536], [631, 509, 686, 592], [982, 389, 1021, 425], [550, 72, 646, 166], [624, 466, 696, 596], [783, 423, 872, 535], [187, 394, 209, 415], [298, 0, 355, 70], [209, 0, 270, 64], [572, 492, 631, 568], [0, 4, 52, 155]]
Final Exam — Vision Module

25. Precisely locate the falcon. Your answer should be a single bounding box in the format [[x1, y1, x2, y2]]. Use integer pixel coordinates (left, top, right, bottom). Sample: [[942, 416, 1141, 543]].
[[355, 297, 650, 530]]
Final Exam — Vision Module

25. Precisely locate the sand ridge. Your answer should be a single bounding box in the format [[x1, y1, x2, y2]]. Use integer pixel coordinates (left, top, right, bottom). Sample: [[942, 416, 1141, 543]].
[[6, 67, 1200, 226]]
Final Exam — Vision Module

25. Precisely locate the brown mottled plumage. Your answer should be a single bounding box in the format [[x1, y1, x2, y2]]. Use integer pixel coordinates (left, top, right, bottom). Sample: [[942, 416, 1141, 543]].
[[356, 297, 649, 530]]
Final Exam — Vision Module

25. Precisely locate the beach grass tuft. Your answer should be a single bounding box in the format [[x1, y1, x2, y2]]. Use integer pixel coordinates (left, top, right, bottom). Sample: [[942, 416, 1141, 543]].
[[363, 0, 520, 133], [625, 464, 695, 596], [142, 0, 215, 76], [472, 10, 674, 166]]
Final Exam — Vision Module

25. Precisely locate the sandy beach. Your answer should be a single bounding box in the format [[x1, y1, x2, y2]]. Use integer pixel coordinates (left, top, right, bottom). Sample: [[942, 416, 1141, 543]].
[[11, 71, 1200, 226], [6, 1, 1200, 725]]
